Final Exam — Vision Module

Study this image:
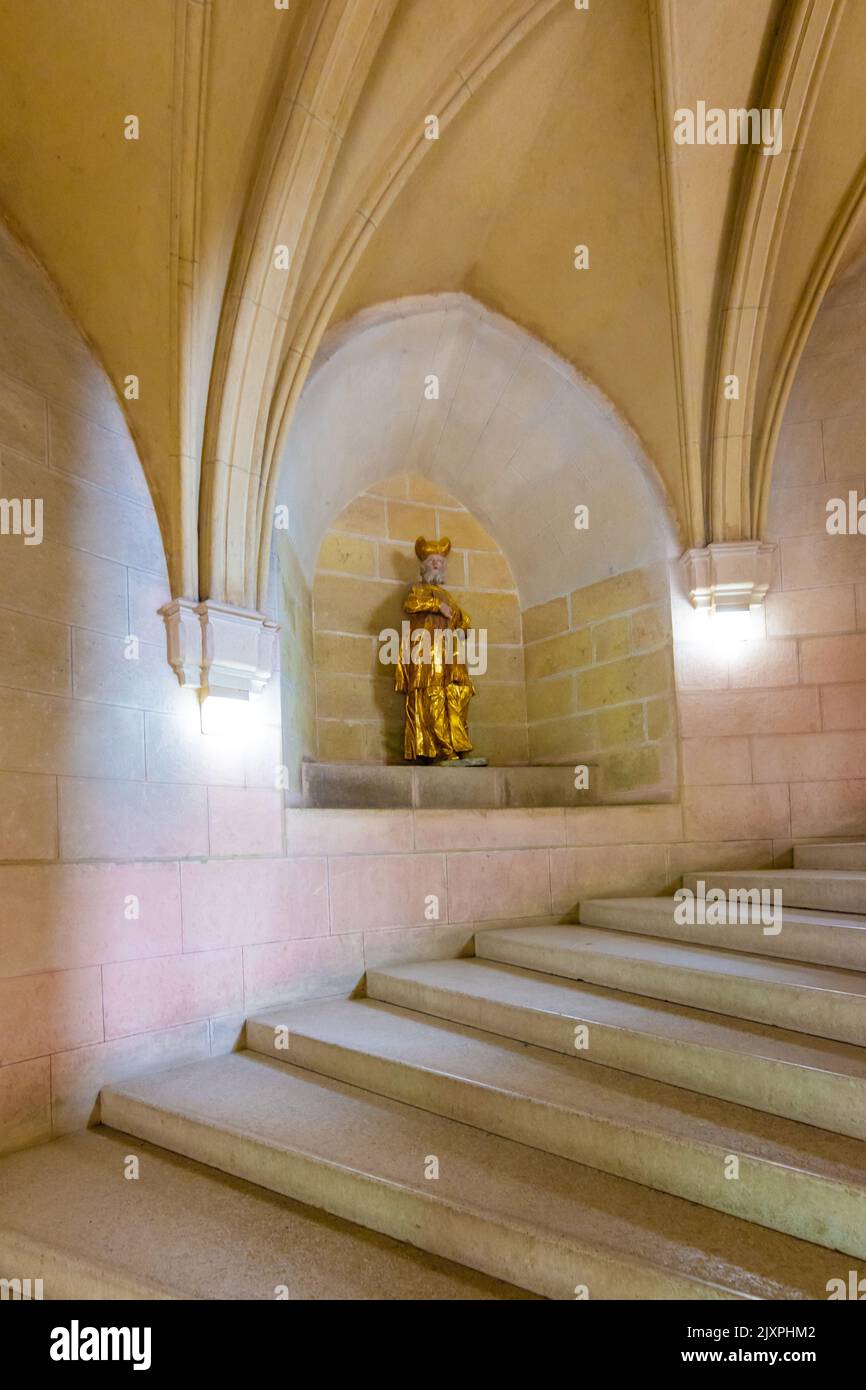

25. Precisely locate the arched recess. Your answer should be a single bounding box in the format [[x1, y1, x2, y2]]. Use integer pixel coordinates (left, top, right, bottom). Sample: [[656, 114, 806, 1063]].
[[198, 0, 561, 614], [276, 294, 680, 601], [274, 295, 680, 795]]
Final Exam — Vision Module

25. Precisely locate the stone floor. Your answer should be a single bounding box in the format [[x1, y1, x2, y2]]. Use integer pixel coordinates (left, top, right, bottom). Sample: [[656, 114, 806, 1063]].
[[5, 843, 866, 1299]]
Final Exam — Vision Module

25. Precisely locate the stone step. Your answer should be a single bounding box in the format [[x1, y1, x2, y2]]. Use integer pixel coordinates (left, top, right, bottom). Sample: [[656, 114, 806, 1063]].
[[577, 896, 866, 971], [0, 1128, 524, 1300], [365, 956, 866, 1141], [795, 843, 866, 871], [100, 1051, 846, 1300], [683, 870, 866, 916], [301, 760, 599, 810], [247, 996, 866, 1258], [475, 924, 866, 1045]]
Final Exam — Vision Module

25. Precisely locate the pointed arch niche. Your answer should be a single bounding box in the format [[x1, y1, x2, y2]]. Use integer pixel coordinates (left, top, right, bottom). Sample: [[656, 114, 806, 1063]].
[[273, 295, 681, 799]]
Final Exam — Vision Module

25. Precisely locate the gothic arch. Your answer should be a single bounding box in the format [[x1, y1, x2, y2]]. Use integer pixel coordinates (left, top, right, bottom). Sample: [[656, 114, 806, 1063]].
[[198, 0, 561, 614], [274, 293, 680, 608]]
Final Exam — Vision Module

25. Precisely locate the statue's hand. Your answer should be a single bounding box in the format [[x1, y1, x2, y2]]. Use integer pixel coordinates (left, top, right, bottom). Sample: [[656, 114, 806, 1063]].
[[438, 602, 452, 619]]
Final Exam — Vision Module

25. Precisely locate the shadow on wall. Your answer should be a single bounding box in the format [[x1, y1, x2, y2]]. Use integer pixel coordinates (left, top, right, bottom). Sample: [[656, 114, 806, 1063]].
[[0, 218, 287, 1157]]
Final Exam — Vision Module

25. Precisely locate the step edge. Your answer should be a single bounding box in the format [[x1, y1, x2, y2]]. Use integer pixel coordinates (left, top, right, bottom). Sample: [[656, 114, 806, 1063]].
[[359, 968, 866, 1081], [475, 929, 866, 996], [244, 1011, 866, 1192], [99, 1077, 750, 1301]]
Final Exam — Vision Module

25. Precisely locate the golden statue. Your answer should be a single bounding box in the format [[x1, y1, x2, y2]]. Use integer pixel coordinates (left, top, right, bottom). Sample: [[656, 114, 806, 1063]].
[[395, 536, 487, 765]]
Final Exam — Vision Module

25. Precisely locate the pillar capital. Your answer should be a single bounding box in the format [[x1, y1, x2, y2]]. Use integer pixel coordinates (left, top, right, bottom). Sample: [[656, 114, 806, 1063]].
[[160, 598, 279, 698], [681, 541, 776, 612]]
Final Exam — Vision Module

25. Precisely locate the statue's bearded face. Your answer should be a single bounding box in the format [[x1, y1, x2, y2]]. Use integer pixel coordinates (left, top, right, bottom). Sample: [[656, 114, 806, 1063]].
[[421, 553, 446, 584]]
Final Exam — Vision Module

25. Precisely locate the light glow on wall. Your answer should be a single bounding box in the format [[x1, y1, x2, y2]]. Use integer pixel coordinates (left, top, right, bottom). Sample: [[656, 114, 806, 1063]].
[[697, 602, 757, 646], [200, 691, 251, 736]]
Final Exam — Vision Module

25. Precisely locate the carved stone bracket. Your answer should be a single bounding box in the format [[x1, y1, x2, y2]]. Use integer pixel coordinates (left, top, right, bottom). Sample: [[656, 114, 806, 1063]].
[[681, 541, 777, 612], [160, 598, 279, 698]]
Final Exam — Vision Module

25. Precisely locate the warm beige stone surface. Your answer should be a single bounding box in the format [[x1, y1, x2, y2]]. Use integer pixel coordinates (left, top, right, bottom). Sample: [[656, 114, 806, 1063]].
[[311, 476, 527, 764], [571, 569, 666, 627], [50, 1023, 212, 1136], [522, 596, 569, 645], [207, 787, 284, 858], [683, 784, 791, 843], [765, 586, 856, 638], [329, 852, 448, 933], [477, 923, 866, 1047], [682, 737, 753, 787], [525, 675, 574, 724], [469, 553, 515, 591], [101, 1049, 850, 1299], [332, 494, 388, 537], [316, 532, 377, 577], [0, 1128, 527, 1300], [549, 846, 669, 911], [678, 689, 821, 738], [58, 779, 209, 861], [102, 950, 244, 1040], [0, 967, 102, 1065], [588, 892, 866, 971], [0, 1056, 50, 1155], [0, 606, 70, 695], [525, 629, 593, 681], [314, 631, 379, 677], [523, 561, 676, 796], [597, 704, 646, 751], [5, 1, 866, 1204], [248, 996, 866, 1256], [822, 683, 866, 731], [576, 650, 672, 709], [790, 781, 866, 838], [527, 712, 598, 764], [180, 858, 330, 951], [0, 770, 57, 859], [564, 804, 682, 847], [367, 954, 866, 1139], [243, 935, 365, 1014], [0, 862, 182, 976]]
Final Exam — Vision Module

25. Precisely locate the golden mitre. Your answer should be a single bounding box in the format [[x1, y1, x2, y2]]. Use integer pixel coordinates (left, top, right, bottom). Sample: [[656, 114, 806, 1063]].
[[414, 535, 451, 560]]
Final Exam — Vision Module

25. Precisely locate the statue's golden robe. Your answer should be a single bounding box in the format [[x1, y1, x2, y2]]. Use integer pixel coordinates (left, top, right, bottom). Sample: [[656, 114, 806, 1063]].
[[395, 582, 475, 760]]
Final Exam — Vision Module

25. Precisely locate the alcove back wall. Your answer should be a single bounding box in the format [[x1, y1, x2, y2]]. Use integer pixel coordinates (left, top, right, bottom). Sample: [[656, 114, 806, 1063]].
[[312, 475, 527, 764]]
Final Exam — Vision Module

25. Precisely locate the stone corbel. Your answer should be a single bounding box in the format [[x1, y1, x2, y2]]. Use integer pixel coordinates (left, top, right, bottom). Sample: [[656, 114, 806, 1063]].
[[160, 598, 279, 698], [681, 541, 776, 612]]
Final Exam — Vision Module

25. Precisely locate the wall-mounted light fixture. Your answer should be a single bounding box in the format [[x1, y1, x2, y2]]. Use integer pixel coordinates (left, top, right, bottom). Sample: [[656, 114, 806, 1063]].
[[160, 599, 279, 732], [682, 541, 776, 644]]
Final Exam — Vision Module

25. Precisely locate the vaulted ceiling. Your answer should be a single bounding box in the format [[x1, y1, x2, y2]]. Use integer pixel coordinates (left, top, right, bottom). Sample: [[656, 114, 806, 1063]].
[[0, 0, 863, 613]]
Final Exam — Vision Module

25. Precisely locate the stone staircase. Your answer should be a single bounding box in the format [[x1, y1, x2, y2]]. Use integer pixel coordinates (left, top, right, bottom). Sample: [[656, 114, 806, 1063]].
[[4, 841, 866, 1299]]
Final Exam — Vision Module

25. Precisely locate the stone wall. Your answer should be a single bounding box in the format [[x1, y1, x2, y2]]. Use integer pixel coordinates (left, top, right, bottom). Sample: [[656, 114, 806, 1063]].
[[0, 225, 285, 1155], [672, 255, 866, 843], [522, 561, 676, 798], [312, 475, 528, 764], [4, 221, 866, 1164], [274, 537, 316, 805]]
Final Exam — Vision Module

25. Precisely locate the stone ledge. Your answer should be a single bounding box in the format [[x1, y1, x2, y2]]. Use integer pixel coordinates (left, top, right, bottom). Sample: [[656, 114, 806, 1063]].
[[301, 762, 602, 810]]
